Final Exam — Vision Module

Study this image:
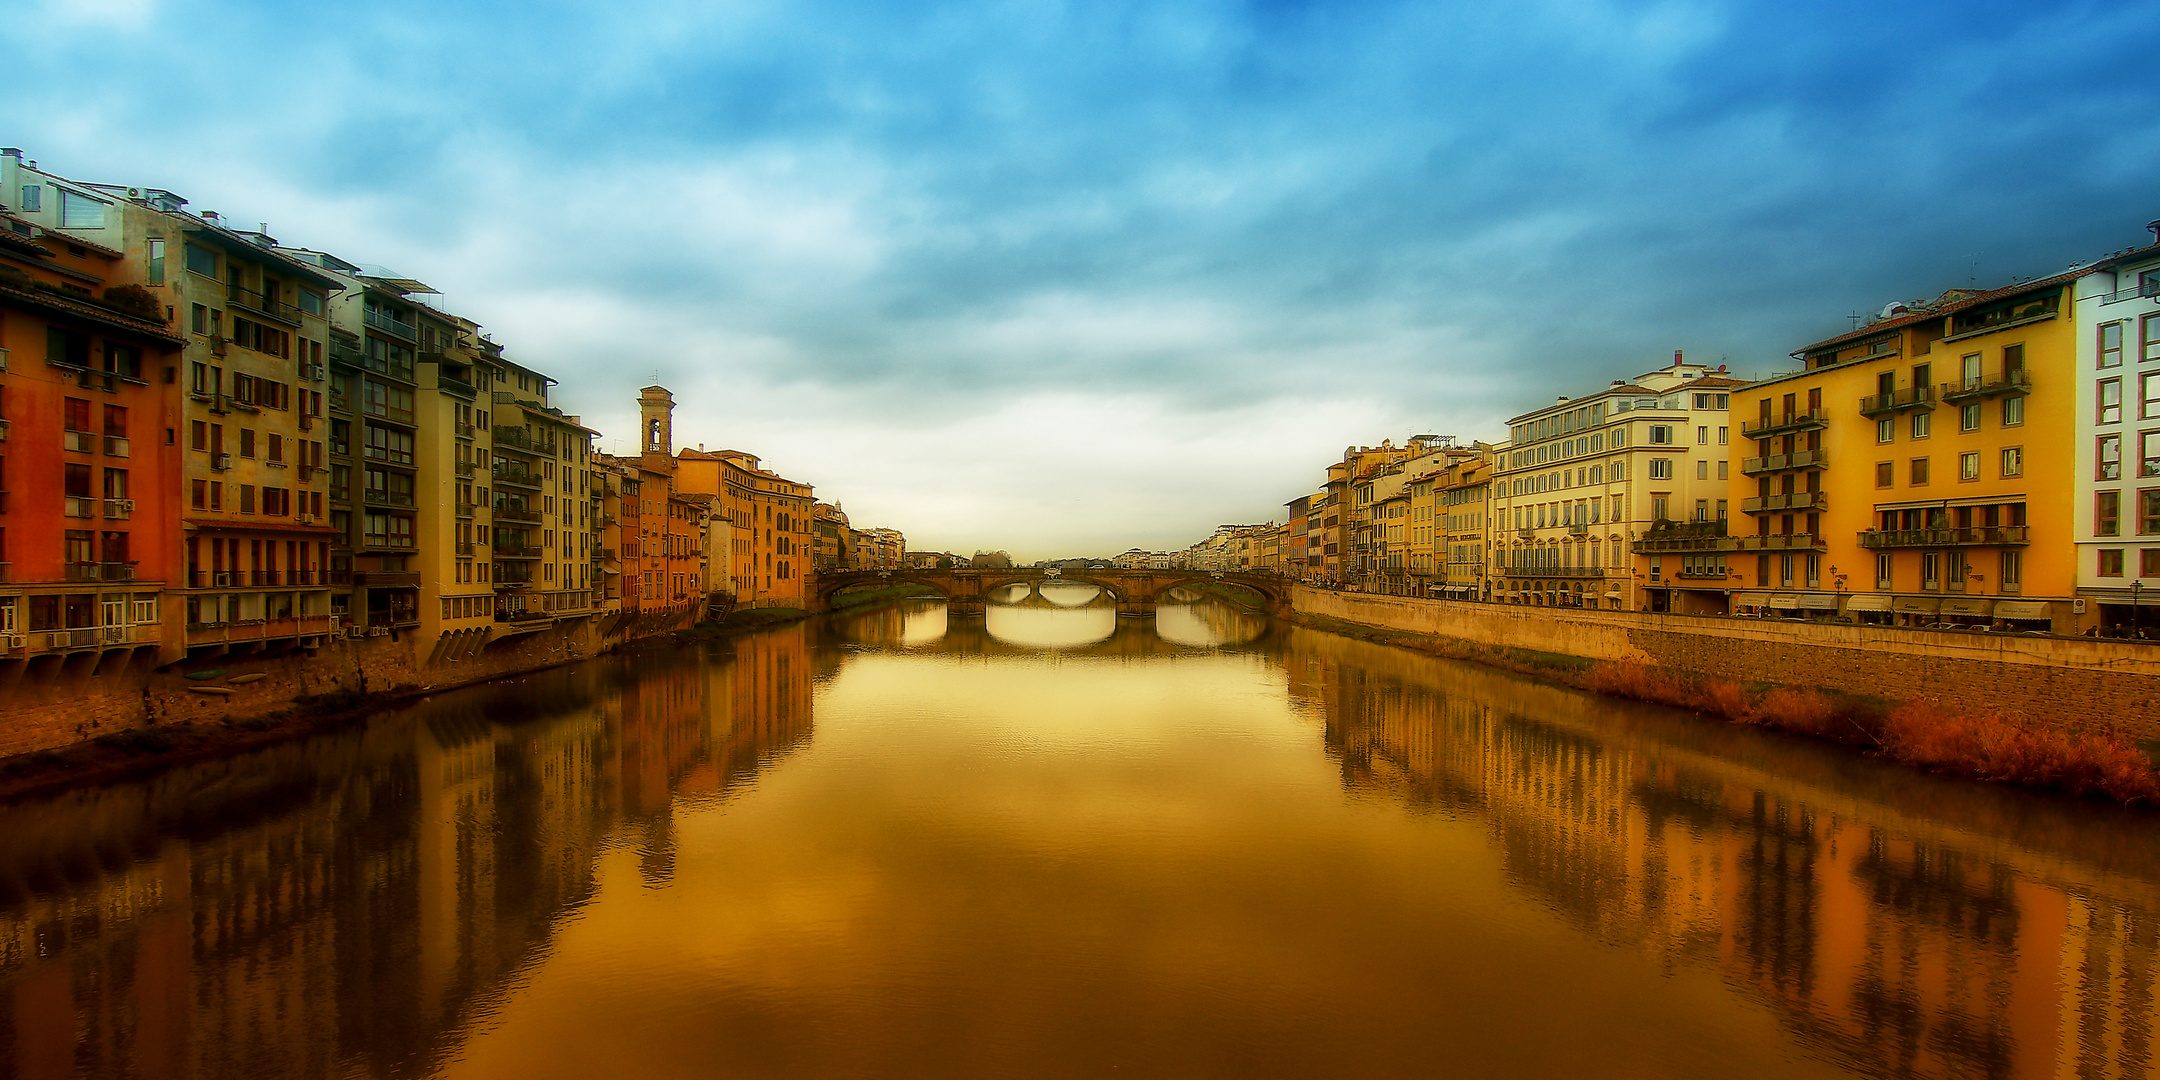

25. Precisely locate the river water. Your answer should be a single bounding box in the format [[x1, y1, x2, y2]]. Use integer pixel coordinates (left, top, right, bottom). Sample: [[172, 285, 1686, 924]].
[[2, 586, 2157, 1080]]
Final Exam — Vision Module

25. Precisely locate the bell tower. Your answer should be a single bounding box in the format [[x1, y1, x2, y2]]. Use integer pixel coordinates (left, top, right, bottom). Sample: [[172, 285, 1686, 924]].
[[639, 385, 675, 473]]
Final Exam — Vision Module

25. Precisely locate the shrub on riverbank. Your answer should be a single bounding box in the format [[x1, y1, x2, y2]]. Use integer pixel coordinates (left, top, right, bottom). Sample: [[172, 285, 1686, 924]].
[[1586, 661, 2160, 803], [829, 583, 940, 609]]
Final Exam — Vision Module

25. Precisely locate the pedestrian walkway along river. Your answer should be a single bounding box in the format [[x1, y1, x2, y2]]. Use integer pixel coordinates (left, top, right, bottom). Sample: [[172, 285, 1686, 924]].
[[1, 585, 2155, 1079]]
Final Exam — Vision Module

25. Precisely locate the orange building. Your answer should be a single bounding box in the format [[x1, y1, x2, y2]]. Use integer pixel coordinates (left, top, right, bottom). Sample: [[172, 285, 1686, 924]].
[[0, 208, 187, 662]]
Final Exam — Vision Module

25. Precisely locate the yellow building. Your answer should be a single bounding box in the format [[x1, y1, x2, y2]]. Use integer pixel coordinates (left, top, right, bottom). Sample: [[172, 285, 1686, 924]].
[[1718, 274, 2076, 629]]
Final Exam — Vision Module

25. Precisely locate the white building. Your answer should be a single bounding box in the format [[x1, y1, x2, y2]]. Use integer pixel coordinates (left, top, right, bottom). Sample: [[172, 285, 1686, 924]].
[[2073, 229, 2160, 631]]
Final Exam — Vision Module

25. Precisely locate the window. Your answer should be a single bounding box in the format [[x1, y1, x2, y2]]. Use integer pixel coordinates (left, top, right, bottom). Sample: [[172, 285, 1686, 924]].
[[1911, 410, 1931, 439], [1876, 552, 1893, 590], [2001, 551, 2022, 593], [146, 238, 165, 285], [1696, 460, 1709, 479], [184, 244, 216, 276], [1960, 452, 1980, 481], [2002, 394, 2023, 427], [1649, 425, 1673, 445], [2100, 435, 2123, 480], [2099, 491, 2121, 536], [1910, 458, 1929, 486], [2144, 549, 2160, 578], [1877, 418, 1895, 443], [2001, 446, 2022, 477], [2144, 490, 2160, 534], [1649, 459, 1672, 479], [2146, 313, 2160, 364], [1696, 426, 1709, 444], [2099, 549, 2125, 577], [18, 185, 39, 212], [1960, 403, 1980, 432], [2101, 379, 2124, 424], [2101, 322, 2125, 368], [59, 189, 107, 228], [2144, 373, 2160, 420], [1875, 461, 1893, 487]]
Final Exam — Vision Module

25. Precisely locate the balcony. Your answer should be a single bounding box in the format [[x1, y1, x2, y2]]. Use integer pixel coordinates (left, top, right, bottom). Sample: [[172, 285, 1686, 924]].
[[1858, 525, 2030, 549], [1940, 370, 2031, 404], [456, 502, 475, 520], [438, 377, 478, 401], [1741, 492, 1828, 514], [1740, 410, 1828, 438], [64, 496, 96, 519], [1740, 449, 1828, 476], [63, 428, 94, 453], [362, 306, 418, 342], [184, 614, 337, 647], [455, 460, 477, 477], [494, 541, 544, 559], [1731, 533, 1826, 551], [361, 446, 414, 467], [495, 505, 541, 524], [1632, 521, 1729, 553], [493, 464, 543, 490], [1858, 386, 1935, 417], [1674, 567, 1732, 580], [104, 435, 129, 458], [1506, 566, 1607, 579], [457, 542, 476, 556], [362, 489, 416, 508], [1566, 523, 1589, 536], [64, 562, 136, 582], [103, 498, 133, 520], [352, 571, 422, 588], [228, 285, 302, 327]]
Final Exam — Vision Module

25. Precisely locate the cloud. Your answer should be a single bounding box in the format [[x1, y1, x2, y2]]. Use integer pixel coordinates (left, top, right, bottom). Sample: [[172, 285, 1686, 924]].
[[4, 0, 2159, 557]]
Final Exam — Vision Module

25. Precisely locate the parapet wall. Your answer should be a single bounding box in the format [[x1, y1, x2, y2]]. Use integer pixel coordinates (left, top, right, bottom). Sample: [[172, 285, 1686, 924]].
[[1290, 586, 2160, 741], [0, 610, 703, 761]]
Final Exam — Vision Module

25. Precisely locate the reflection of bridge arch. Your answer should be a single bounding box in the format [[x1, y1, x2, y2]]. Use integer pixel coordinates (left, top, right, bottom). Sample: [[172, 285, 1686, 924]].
[[811, 569, 1288, 617]]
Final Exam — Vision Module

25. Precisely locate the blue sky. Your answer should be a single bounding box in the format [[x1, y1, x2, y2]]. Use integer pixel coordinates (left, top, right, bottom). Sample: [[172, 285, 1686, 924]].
[[9, 0, 2160, 557]]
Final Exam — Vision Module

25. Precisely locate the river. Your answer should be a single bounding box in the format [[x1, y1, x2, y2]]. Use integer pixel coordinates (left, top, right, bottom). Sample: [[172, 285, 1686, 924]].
[[1, 585, 2155, 1079]]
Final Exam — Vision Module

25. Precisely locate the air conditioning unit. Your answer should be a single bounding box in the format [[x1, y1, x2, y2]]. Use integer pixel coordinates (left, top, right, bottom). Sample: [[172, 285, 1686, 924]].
[[119, 499, 135, 512], [211, 453, 231, 471], [209, 336, 228, 356], [1, 635, 22, 650], [368, 627, 390, 637]]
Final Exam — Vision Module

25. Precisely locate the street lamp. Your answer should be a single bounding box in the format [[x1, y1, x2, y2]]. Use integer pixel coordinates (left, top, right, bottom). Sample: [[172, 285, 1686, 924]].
[[2135, 579, 2145, 637]]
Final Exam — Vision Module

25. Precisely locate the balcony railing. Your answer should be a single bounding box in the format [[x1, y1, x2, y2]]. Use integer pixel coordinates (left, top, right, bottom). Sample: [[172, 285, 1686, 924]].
[[64, 561, 137, 582], [495, 505, 541, 523], [1730, 533, 1826, 551], [1741, 492, 1827, 513], [228, 285, 303, 327], [1940, 371, 2031, 404], [493, 464, 542, 489], [1858, 387, 1935, 417], [1740, 450, 1828, 476], [1858, 525, 2030, 549], [1507, 566, 1607, 579], [103, 498, 132, 519], [456, 422, 477, 440], [494, 542, 544, 559], [362, 489, 416, 507], [455, 460, 477, 477], [1740, 410, 1828, 438], [362, 306, 418, 342], [438, 377, 478, 401]]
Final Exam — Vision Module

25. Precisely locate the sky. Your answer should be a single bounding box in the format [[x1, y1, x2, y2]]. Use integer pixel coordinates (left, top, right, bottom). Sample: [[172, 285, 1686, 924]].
[[7, 0, 2160, 559]]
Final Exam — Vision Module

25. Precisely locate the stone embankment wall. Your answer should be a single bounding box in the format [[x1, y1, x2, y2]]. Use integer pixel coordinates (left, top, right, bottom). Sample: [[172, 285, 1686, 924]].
[[1291, 586, 2160, 742], [0, 610, 702, 761]]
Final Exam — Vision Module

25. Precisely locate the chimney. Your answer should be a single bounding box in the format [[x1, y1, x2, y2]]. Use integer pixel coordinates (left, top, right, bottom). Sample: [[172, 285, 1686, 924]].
[[0, 149, 19, 161], [1556, 395, 1569, 404], [2149, 219, 2160, 244], [1673, 350, 1684, 367], [202, 210, 219, 223], [1610, 380, 1624, 389]]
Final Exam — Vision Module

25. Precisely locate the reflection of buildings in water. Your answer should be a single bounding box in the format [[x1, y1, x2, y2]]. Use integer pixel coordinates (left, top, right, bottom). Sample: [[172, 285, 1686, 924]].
[[831, 599, 948, 650], [1290, 627, 2160, 1080], [0, 629, 823, 1080], [1154, 598, 1267, 649]]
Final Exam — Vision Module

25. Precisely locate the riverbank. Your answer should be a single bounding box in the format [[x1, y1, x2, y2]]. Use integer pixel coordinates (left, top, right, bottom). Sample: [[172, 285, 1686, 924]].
[[1288, 590, 2160, 804], [0, 605, 812, 803]]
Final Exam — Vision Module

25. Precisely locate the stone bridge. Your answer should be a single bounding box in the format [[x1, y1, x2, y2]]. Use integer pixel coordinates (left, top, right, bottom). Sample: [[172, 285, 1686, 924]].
[[809, 568, 1290, 617]]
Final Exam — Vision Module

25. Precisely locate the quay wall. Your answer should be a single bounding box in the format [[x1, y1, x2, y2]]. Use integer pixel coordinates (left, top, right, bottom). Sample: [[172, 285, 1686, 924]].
[[1289, 586, 2160, 741], [0, 608, 705, 761]]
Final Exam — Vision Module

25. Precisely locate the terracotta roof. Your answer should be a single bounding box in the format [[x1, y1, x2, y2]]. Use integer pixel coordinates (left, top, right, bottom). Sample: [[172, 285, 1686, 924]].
[[0, 279, 185, 345], [1794, 265, 2090, 356]]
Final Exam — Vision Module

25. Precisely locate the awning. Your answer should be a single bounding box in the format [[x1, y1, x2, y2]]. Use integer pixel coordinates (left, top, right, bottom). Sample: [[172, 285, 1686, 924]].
[[1893, 596, 1941, 614], [1768, 593, 1802, 608], [1994, 600, 2052, 620], [1605, 591, 1623, 599], [1941, 597, 1995, 618], [1843, 594, 1892, 612], [1797, 594, 1838, 610], [1733, 591, 1771, 608]]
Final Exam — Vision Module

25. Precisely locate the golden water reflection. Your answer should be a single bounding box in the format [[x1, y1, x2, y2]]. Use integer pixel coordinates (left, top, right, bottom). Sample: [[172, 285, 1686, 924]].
[[0, 604, 2155, 1079]]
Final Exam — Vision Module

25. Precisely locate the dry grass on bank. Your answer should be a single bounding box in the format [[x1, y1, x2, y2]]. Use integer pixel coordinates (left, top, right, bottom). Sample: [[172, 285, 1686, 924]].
[[1585, 661, 2160, 804]]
